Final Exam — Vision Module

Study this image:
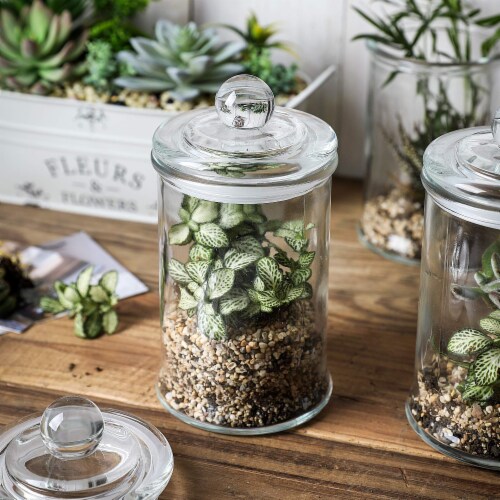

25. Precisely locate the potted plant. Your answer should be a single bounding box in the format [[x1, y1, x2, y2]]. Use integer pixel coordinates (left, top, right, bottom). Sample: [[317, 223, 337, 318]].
[[0, 3, 335, 222]]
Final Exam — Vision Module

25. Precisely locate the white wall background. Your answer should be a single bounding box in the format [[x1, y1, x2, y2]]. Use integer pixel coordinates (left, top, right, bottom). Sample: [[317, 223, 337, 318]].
[[136, 0, 498, 179]]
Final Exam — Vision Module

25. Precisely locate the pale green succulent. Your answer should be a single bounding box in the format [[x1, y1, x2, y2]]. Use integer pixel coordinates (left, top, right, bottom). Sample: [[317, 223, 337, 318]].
[[114, 19, 245, 101], [166, 195, 316, 340], [0, 0, 88, 94]]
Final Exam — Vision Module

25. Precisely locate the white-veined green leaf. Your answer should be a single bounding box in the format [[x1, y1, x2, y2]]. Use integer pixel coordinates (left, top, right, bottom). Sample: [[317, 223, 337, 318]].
[[492, 253, 500, 280], [186, 261, 210, 285], [178, 288, 198, 310], [286, 286, 305, 302], [280, 220, 304, 233], [480, 317, 500, 336], [189, 244, 214, 262], [219, 203, 245, 229], [100, 270, 118, 294], [489, 292, 500, 309], [285, 236, 308, 253], [232, 236, 265, 256], [224, 251, 259, 271], [208, 268, 235, 299], [305, 222, 315, 231], [254, 276, 265, 291], [299, 251, 315, 268], [168, 259, 191, 284], [84, 311, 102, 339], [191, 200, 219, 223], [489, 310, 500, 321], [255, 290, 281, 309], [257, 257, 283, 289], [76, 266, 93, 297], [301, 283, 313, 299], [220, 288, 250, 315], [195, 223, 229, 248], [291, 267, 312, 285], [213, 259, 224, 270], [102, 310, 118, 334], [247, 289, 260, 303], [89, 285, 109, 303], [168, 223, 192, 245], [474, 271, 488, 286], [242, 302, 261, 318], [482, 242, 500, 278], [181, 195, 199, 214], [40, 297, 66, 314], [461, 383, 494, 402], [74, 312, 86, 338], [274, 250, 293, 268], [473, 348, 500, 386], [198, 308, 225, 340], [448, 329, 492, 355], [482, 279, 500, 293], [63, 285, 80, 304]]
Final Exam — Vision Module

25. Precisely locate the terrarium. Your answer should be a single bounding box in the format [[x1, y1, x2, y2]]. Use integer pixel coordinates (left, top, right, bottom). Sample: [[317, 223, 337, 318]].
[[407, 110, 500, 469], [151, 75, 338, 434]]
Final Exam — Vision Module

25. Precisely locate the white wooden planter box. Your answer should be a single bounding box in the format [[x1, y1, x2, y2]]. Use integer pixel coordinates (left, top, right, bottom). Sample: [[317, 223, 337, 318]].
[[0, 66, 335, 223]]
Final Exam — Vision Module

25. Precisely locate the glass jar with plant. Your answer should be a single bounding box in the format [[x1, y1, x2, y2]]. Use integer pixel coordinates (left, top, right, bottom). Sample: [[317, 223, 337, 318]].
[[407, 110, 500, 469], [151, 75, 338, 434], [355, 0, 500, 264]]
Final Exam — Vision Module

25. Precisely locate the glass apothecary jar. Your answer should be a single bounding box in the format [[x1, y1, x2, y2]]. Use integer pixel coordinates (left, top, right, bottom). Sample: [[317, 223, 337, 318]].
[[407, 110, 500, 469], [359, 37, 497, 265], [151, 75, 338, 434]]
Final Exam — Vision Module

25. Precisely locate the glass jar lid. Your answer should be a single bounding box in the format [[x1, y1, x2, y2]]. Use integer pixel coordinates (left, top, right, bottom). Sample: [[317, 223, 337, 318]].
[[422, 108, 500, 229], [0, 396, 173, 499], [151, 75, 338, 203]]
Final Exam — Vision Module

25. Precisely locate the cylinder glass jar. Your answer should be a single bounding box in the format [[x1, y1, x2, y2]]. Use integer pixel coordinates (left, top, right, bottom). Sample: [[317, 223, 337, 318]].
[[151, 75, 338, 434], [359, 35, 497, 265], [407, 111, 500, 469]]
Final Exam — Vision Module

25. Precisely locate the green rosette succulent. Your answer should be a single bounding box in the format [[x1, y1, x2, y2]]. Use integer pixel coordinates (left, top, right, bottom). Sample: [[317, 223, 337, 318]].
[[0, 0, 88, 94], [114, 19, 245, 101]]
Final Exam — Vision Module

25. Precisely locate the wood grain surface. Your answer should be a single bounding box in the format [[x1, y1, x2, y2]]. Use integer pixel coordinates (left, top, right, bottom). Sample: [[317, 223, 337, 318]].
[[0, 179, 498, 499]]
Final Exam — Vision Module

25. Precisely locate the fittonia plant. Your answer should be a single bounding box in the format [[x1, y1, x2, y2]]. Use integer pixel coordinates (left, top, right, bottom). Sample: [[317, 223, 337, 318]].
[[167, 195, 315, 340], [448, 242, 500, 403]]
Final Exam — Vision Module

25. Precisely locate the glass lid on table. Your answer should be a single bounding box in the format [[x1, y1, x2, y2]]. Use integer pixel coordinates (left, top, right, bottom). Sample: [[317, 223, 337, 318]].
[[0, 396, 173, 499]]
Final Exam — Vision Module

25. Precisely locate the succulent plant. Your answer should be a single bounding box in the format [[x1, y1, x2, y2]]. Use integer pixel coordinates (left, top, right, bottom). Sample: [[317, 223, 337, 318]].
[[40, 266, 119, 339], [114, 19, 245, 101], [448, 241, 500, 403], [0, 253, 33, 318], [83, 40, 117, 91], [166, 195, 315, 340], [0, 0, 88, 94]]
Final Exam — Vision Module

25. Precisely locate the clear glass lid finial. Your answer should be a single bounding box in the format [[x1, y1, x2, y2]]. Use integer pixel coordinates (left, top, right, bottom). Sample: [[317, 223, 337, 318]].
[[215, 74, 275, 129], [40, 396, 104, 459]]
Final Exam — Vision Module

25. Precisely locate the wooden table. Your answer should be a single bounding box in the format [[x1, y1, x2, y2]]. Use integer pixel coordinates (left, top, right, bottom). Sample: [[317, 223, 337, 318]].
[[0, 179, 498, 499]]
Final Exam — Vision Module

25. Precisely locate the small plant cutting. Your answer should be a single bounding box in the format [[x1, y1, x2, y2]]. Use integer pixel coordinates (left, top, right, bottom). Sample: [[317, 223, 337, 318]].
[[356, 0, 500, 262], [410, 240, 500, 460], [158, 195, 329, 428], [41, 266, 119, 339]]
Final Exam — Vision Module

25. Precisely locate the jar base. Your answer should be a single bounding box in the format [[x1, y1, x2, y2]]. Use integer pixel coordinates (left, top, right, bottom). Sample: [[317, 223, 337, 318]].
[[405, 400, 499, 471], [156, 374, 332, 436], [357, 225, 420, 267]]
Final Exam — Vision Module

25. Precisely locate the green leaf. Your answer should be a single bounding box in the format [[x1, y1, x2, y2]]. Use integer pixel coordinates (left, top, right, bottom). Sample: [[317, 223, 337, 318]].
[[191, 200, 219, 223], [291, 267, 312, 286], [450, 285, 483, 301], [286, 286, 305, 302], [489, 310, 500, 321], [253, 276, 265, 292], [492, 253, 500, 280], [257, 257, 283, 289], [490, 292, 500, 309], [481, 279, 500, 294], [285, 236, 308, 253], [473, 348, 500, 386], [254, 290, 281, 309], [461, 383, 494, 403], [198, 308, 226, 340], [74, 312, 86, 338], [89, 285, 109, 304], [300, 283, 313, 299], [480, 317, 500, 336], [168, 259, 191, 284], [40, 297, 66, 314], [85, 311, 102, 339], [208, 268, 235, 299], [219, 204, 246, 229], [76, 266, 93, 297], [186, 261, 210, 285], [448, 329, 492, 355], [298, 251, 315, 268], [64, 285, 80, 304], [189, 244, 214, 262], [474, 271, 488, 287], [102, 310, 118, 334], [224, 251, 259, 271], [232, 235, 265, 256], [195, 223, 229, 248], [168, 223, 192, 245], [178, 287, 198, 310], [181, 195, 199, 214], [274, 250, 294, 268], [279, 220, 304, 233], [482, 242, 500, 278], [100, 270, 118, 294], [220, 288, 250, 315]]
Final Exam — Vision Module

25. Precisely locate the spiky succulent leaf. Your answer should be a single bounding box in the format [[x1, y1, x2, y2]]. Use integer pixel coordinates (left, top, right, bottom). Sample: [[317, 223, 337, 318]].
[[448, 329, 492, 355], [473, 348, 500, 386], [115, 19, 244, 100]]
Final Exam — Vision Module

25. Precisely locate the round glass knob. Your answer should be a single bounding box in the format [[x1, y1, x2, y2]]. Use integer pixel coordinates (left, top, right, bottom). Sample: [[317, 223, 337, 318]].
[[40, 396, 104, 459], [493, 108, 500, 146], [215, 74, 275, 129]]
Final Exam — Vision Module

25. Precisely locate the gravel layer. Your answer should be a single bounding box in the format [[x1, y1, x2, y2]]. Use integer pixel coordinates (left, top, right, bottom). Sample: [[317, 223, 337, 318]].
[[410, 361, 499, 460], [158, 301, 328, 428], [361, 187, 423, 260]]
